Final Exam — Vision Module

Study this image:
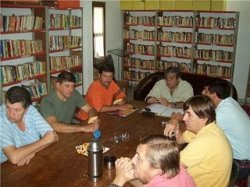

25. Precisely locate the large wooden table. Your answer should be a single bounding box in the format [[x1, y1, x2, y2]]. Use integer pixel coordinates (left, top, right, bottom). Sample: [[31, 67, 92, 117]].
[[1, 101, 169, 187]]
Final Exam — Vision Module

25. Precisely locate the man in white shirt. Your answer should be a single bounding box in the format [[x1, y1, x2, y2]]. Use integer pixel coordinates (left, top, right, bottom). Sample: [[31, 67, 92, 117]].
[[145, 67, 193, 108]]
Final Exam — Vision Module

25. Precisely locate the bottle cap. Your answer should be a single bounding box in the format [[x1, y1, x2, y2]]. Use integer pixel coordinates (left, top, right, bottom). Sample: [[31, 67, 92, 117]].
[[93, 129, 101, 139]]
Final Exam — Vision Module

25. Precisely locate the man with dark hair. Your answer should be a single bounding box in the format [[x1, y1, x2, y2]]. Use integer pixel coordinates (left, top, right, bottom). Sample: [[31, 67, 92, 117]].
[[110, 134, 195, 187], [0, 86, 58, 165], [145, 66, 193, 108], [164, 95, 232, 187], [202, 79, 250, 181], [85, 62, 132, 113], [40, 71, 99, 133]]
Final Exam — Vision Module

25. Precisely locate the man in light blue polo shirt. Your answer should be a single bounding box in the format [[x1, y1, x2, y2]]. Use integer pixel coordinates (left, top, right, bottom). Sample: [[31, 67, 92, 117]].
[[0, 86, 58, 166], [202, 79, 250, 180]]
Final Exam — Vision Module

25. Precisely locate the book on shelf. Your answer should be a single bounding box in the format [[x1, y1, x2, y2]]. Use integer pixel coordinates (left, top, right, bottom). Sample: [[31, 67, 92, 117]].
[[21, 81, 47, 99], [143, 103, 183, 117]]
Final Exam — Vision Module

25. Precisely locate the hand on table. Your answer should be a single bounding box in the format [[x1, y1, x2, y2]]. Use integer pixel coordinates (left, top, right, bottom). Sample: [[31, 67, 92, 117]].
[[147, 97, 159, 104], [119, 104, 133, 111], [163, 118, 180, 138], [83, 122, 99, 133], [16, 153, 35, 166], [113, 157, 135, 186], [158, 97, 171, 107]]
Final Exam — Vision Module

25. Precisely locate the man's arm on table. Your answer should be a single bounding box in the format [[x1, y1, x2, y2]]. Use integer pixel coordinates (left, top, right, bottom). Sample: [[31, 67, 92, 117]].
[[3, 131, 58, 166], [100, 103, 133, 113], [46, 116, 99, 133], [164, 117, 186, 144]]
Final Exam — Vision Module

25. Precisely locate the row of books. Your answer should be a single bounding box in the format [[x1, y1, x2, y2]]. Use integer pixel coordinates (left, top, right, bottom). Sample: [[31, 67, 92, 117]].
[[198, 17, 236, 29], [22, 81, 47, 99], [123, 70, 152, 82], [124, 15, 155, 26], [123, 29, 156, 41], [49, 35, 82, 51], [124, 57, 191, 72], [158, 45, 192, 58], [195, 63, 231, 78], [50, 55, 82, 72], [50, 14, 81, 29], [0, 14, 43, 32], [126, 43, 155, 56], [0, 40, 43, 59], [195, 49, 233, 62], [158, 31, 192, 43], [1, 61, 45, 84], [124, 15, 235, 29], [157, 16, 194, 27], [197, 33, 234, 46], [125, 30, 233, 46]]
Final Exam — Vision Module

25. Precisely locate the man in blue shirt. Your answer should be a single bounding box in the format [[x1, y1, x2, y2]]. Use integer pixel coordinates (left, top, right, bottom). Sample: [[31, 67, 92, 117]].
[[202, 79, 250, 180], [0, 86, 58, 166]]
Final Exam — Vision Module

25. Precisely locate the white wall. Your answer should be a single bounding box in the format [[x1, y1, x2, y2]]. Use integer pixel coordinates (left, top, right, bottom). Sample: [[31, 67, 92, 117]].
[[226, 0, 250, 100], [80, 0, 122, 94], [105, 2, 123, 80]]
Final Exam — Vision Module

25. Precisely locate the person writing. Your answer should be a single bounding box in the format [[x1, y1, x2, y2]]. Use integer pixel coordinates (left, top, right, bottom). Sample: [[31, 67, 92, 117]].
[[145, 66, 193, 108], [0, 86, 58, 166], [164, 95, 232, 187], [85, 62, 132, 113], [40, 71, 99, 133], [110, 134, 195, 187]]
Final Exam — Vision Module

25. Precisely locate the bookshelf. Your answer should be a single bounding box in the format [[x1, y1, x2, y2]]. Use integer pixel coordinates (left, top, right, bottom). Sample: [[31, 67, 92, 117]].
[[123, 10, 239, 86], [0, 4, 48, 104], [0, 5, 84, 104], [47, 7, 83, 94]]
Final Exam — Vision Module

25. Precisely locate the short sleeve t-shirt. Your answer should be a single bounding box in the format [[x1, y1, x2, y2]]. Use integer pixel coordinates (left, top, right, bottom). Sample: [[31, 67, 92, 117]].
[[40, 90, 85, 123], [0, 105, 53, 163]]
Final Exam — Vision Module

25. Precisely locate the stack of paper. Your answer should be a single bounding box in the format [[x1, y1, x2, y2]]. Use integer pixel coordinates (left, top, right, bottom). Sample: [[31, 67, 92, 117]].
[[145, 103, 183, 117]]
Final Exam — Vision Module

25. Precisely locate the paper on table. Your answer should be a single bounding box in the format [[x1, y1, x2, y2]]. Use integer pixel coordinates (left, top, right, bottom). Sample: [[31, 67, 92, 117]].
[[144, 103, 183, 117], [108, 108, 139, 118], [75, 143, 110, 156]]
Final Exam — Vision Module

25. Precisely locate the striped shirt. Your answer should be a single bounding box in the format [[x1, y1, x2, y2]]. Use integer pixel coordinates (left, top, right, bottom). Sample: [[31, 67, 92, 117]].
[[0, 105, 53, 163]]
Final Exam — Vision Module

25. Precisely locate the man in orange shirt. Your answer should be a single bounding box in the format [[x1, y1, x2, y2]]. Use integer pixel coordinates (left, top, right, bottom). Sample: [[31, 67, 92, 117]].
[[86, 62, 132, 113]]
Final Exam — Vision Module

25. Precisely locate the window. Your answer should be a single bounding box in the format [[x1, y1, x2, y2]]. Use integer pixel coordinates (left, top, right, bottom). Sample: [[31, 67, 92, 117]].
[[93, 2, 105, 58]]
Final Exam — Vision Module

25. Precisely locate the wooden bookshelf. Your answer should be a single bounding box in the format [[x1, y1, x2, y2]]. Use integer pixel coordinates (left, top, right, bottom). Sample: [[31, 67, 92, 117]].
[[0, 5, 48, 103], [123, 10, 239, 85], [47, 7, 83, 94]]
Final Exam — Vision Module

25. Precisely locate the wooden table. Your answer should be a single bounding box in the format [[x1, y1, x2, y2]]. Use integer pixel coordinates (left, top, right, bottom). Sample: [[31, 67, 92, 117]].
[[1, 101, 169, 187]]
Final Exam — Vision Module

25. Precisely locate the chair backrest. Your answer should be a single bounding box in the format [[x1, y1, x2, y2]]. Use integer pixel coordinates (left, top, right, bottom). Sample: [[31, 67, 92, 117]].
[[133, 72, 238, 101], [94, 54, 114, 71], [228, 160, 239, 187]]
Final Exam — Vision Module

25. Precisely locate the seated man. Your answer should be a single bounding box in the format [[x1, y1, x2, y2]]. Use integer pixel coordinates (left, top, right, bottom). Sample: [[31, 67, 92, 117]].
[[40, 71, 99, 133], [0, 86, 58, 166], [164, 95, 232, 187], [145, 66, 193, 108], [110, 134, 195, 187], [86, 62, 132, 113], [202, 79, 250, 180]]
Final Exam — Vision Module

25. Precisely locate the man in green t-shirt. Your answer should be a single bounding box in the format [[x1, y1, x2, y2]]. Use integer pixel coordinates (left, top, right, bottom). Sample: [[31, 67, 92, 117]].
[[40, 71, 99, 133]]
